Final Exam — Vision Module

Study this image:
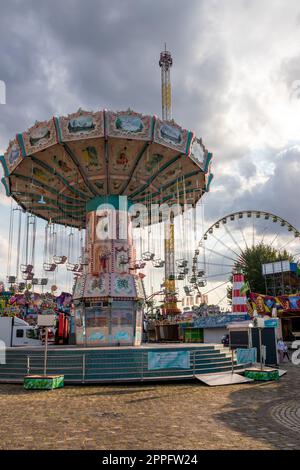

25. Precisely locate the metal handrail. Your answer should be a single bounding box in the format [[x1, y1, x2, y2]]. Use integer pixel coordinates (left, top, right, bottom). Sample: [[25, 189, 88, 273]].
[[26, 354, 85, 379], [22, 346, 235, 383]]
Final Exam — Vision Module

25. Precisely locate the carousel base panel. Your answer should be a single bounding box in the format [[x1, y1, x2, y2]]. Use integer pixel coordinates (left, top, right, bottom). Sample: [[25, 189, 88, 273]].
[[23, 374, 65, 390], [244, 368, 280, 381], [243, 366, 286, 381], [0, 344, 248, 384]]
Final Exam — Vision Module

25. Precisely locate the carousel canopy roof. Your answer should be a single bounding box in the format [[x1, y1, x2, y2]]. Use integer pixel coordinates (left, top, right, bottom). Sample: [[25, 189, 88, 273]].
[[1, 109, 214, 228]]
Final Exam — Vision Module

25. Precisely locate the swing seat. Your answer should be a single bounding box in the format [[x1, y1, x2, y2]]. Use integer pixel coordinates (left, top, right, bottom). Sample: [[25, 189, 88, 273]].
[[72, 264, 84, 274], [32, 278, 48, 286], [184, 286, 193, 295], [73, 272, 83, 278], [66, 263, 80, 272], [189, 276, 198, 283], [141, 251, 155, 261], [43, 263, 57, 272], [20, 264, 34, 274], [177, 274, 185, 280], [153, 259, 165, 268], [131, 260, 146, 270], [176, 259, 188, 268], [53, 255, 67, 265], [22, 272, 34, 281], [197, 270, 205, 277], [197, 281, 207, 287], [178, 267, 189, 275], [194, 249, 200, 256]]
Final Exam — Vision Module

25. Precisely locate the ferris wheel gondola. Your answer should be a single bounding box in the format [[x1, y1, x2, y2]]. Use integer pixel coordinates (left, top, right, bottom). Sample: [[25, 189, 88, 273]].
[[129, 260, 146, 270], [53, 255, 67, 265]]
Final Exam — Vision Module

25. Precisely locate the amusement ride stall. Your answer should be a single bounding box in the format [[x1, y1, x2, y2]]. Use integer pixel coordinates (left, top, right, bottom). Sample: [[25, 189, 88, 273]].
[[0, 49, 214, 348]]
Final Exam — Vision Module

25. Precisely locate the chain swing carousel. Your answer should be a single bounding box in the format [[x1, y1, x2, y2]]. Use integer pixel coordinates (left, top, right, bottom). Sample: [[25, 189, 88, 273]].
[[1, 52, 214, 349]]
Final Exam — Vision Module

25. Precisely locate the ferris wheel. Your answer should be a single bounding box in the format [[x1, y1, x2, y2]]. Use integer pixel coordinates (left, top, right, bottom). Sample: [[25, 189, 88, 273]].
[[190, 210, 300, 308]]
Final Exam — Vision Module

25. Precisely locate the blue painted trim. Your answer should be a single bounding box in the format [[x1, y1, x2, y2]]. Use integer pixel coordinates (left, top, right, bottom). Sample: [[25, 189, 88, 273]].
[[14, 191, 84, 210], [133, 170, 201, 203], [103, 110, 108, 138], [1, 177, 10, 196], [31, 155, 87, 200], [150, 116, 156, 140], [63, 143, 98, 197], [12, 172, 85, 204], [185, 131, 194, 156], [54, 117, 63, 143], [86, 195, 133, 213], [0, 155, 9, 177], [29, 205, 84, 214], [128, 154, 182, 199], [120, 142, 149, 195], [205, 173, 214, 192], [204, 152, 213, 174], [16, 134, 26, 157]]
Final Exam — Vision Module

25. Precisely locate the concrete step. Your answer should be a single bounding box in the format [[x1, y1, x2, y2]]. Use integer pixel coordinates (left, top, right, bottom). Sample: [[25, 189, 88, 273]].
[[0, 344, 243, 384]]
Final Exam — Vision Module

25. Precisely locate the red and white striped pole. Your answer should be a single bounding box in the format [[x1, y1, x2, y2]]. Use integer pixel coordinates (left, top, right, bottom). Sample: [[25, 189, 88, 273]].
[[232, 272, 247, 313]]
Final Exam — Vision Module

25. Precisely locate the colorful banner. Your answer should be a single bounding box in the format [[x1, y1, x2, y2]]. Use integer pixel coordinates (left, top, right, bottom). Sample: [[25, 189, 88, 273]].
[[193, 314, 249, 328], [249, 292, 300, 314]]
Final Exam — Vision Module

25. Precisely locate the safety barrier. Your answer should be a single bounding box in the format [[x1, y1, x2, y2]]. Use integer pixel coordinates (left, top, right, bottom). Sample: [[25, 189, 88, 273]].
[[0, 345, 240, 384]]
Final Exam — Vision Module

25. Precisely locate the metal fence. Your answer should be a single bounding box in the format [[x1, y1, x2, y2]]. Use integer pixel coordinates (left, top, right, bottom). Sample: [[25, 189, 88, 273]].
[[26, 354, 86, 382], [24, 347, 234, 383]]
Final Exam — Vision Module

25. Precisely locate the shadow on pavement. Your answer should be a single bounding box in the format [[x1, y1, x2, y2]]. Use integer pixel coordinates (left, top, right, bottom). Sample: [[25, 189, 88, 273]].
[[215, 363, 300, 450]]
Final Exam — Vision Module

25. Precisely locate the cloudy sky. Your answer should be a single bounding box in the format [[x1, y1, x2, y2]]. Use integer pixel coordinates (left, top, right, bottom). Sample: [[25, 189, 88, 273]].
[[0, 0, 300, 302]]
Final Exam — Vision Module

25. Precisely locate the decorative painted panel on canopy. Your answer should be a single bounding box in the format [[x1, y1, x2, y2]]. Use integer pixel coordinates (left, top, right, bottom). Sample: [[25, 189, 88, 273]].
[[3, 138, 23, 174], [56, 109, 104, 142], [154, 118, 193, 154], [18, 118, 57, 156], [1, 109, 214, 228], [105, 110, 153, 141]]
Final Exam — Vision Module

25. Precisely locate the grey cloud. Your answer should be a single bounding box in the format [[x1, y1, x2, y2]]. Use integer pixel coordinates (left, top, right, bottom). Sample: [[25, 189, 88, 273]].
[[234, 147, 300, 230], [237, 157, 257, 178], [0, 0, 231, 147], [0, 0, 299, 246]]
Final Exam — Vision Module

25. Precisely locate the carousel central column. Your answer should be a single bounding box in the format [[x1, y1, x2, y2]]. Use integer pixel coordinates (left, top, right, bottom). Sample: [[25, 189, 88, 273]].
[[73, 196, 144, 347]]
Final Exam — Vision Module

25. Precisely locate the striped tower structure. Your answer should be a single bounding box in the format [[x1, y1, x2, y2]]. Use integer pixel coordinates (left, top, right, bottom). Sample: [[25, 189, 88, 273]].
[[232, 272, 248, 313], [159, 46, 180, 316]]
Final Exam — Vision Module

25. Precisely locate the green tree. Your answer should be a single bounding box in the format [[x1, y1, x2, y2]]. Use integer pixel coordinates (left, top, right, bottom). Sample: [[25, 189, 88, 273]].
[[227, 242, 294, 300]]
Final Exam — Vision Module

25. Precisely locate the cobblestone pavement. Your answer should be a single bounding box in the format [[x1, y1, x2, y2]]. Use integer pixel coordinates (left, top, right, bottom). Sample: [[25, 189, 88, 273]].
[[0, 362, 299, 450]]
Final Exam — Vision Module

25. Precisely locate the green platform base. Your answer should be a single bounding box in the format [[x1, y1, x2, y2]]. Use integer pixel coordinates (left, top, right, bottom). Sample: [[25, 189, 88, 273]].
[[244, 369, 279, 381], [24, 375, 64, 390]]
